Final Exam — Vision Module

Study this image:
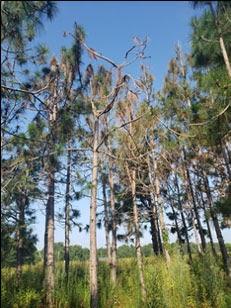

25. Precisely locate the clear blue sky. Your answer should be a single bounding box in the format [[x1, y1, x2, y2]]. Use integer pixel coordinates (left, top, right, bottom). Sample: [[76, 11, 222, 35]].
[[33, 1, 230, 249]]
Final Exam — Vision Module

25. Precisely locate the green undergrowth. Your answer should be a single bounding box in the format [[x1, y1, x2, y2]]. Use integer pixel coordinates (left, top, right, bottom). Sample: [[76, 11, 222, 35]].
[[1, 253, 231, 308]]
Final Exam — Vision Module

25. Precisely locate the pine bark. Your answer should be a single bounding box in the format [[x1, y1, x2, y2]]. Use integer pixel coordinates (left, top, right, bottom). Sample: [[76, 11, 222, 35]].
[[102, 176, 111, 266], [208, 2, 231, 78], [198, 189, 217, 257], [16, 195, 26, 285], [149, 203, 160, 255], [219, 37, 231, 78], [44, 169, 55, 308], [203, 174, 231, 277], [147, 155, 161, 255], [43, 87, 57, 307], [64, 148, 71, 278], [183, 149, 206, 252], [128, 168, 146, 302], [89, 119, 99, 308], [175, 174, 192, 263], [221, 142, 231, 180], [169, 196, 183, 250], [108, 157, 117, 284], [153, 157, 170, 263]]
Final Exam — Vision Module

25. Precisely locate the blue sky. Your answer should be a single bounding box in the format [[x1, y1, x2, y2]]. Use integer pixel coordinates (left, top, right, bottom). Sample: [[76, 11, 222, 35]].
[[32, 1, 230, 249]]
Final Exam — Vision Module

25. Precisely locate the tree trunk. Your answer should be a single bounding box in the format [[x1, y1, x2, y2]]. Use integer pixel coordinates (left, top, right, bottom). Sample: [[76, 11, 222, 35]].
[[156, 212, 164, 255], [198, 188, 217, 258], [153, 156, 170, 263], [208, 2, 231, 78], [44, 169, 55, 308], [64, 147, 71, 278], [219, 37, 231, 78], [192, 210, 202, 254], [203, 174, 231, 277], [147, 155, 161, 255], [175, 174, 192, 263], [221, 141, 231, 180], [169, 196, 183, 251], [129, 168, 146, 302], [183, 149, 206, 252], [16, 195, 26, 285], [108, 157, 117, 284], [102, 175, 111, 266], [181, 210, 192, 262], [43, 77, 58, 308], [90, 119, 99, 308], [149, 202, 160, 255]]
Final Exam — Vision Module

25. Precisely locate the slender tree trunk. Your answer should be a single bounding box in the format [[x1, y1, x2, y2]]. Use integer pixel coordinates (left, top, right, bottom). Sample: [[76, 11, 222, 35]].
[[181, 210, 192, 261], [219, 37, 231, 78], [198, 188, 217, 258], [153, 156, 170, 263], [102, 176, 111, 266], [183, 149, 206, 252], [44, 169, 55, 308], [16, 196, 25, 285], [156, 213, 164, 255], [125, 105, 146, 301], [128, 168, 146, 302], [221, 141, 231, 180], [90, 119, 99, 308], [147, 155, 161, 255], [108, 157, 117, 284], [224, 141, 231, 163], [159, 208, 171, 263], [149, 202, 160, 255], [203, 174, 231, 277], [169, 196, 183, 251], [208, 2, 231, 78], [175, 174, 192, 263], [64, 147, 71, 278], [43, 91, 58, 307], [192, 210, 202, 254]]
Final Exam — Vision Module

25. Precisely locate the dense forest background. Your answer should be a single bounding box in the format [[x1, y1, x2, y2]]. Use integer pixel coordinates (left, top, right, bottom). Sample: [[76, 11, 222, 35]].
[[1, 1, 231, 308]]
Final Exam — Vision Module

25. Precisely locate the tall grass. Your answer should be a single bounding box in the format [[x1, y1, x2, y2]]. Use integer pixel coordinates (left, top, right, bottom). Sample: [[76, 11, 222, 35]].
[[1, 253, 230, 307]]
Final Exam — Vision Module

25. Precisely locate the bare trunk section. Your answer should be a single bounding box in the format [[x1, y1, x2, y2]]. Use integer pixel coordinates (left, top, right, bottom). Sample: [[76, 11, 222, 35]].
[[102, 176, 111, 266], [90, 119, 99, 308], [198, 189, 217, 258], [208, 2, 231, 78], [169, 196, 183, 251], [149, 203, 160, 255], [108, 157, 117, 284], [192, 211, 202, 254], [183, 149, 206, 252], [219, 37, 231, 78], [203, 174, 231, 277], [44, 170, 55, 308], [221, 141, 231, 180], [153, 157, 170, 263], [44, 87, 57, 308], [175, 174, 192, 263], [156, 213, 164, 255], [126, 166, 146, 302], [147, 155, 161, 255], [16, 196, 26, 285], [64, 148, 71, 278], [181, 210, 192, 262]]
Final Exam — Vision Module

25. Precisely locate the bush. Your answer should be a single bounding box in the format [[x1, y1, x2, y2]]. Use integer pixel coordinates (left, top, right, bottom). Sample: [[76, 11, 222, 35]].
[[13, 289, 41, 308], [191, 253, 227, 308]]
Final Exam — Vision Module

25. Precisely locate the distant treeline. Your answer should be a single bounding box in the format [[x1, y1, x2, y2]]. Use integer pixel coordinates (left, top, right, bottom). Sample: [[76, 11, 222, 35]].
[[34, 242, 231, 263], [2, 241, 230, 268]]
